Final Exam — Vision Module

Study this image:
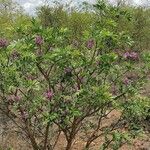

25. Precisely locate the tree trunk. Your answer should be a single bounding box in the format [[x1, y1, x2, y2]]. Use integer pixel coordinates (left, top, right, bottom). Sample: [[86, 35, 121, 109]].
[[25, 122, 39, 150], [66, 138, 73, 150]]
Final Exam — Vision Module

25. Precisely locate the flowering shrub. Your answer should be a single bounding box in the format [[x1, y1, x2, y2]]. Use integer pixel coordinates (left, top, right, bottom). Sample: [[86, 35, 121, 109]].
[[0, 1, 150, 150]]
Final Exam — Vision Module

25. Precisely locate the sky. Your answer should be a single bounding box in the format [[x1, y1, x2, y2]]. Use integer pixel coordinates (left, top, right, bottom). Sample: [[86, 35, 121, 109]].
[[14, 0, 150, 15]]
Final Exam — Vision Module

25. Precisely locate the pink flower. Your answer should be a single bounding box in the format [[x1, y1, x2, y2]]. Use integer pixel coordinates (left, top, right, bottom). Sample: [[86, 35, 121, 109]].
[[123, 51, 139, 61], [123, 52, 130, 59], [129, 52, 139, 60], [44, 90, 53, 100], [35, 35, 43, 46], [0, 38, 8, 48]]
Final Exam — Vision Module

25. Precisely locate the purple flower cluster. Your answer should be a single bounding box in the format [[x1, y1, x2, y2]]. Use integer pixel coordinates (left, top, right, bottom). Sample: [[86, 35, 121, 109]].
[[0, 38, 8, 48], [86, 39, 94, 49], [44, 90, 53, 100], [35, 35, 43, 46], [123, 52, 139, 61]]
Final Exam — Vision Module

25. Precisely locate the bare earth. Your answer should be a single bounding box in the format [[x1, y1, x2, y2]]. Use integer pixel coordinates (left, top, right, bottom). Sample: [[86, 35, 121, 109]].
[[0, 110, 150, 150]]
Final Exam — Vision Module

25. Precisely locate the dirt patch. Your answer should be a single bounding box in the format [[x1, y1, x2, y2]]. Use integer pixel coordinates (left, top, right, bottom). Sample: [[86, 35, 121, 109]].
[[0, 110, 149, 150]]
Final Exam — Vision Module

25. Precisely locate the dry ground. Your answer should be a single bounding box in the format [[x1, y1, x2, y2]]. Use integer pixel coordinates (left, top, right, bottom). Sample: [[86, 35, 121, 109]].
[[0, 110, 149, 150]]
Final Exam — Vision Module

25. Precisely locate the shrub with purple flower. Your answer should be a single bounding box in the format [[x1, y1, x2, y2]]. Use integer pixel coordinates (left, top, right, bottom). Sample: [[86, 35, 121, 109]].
[[1, 6, 149, 150]]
